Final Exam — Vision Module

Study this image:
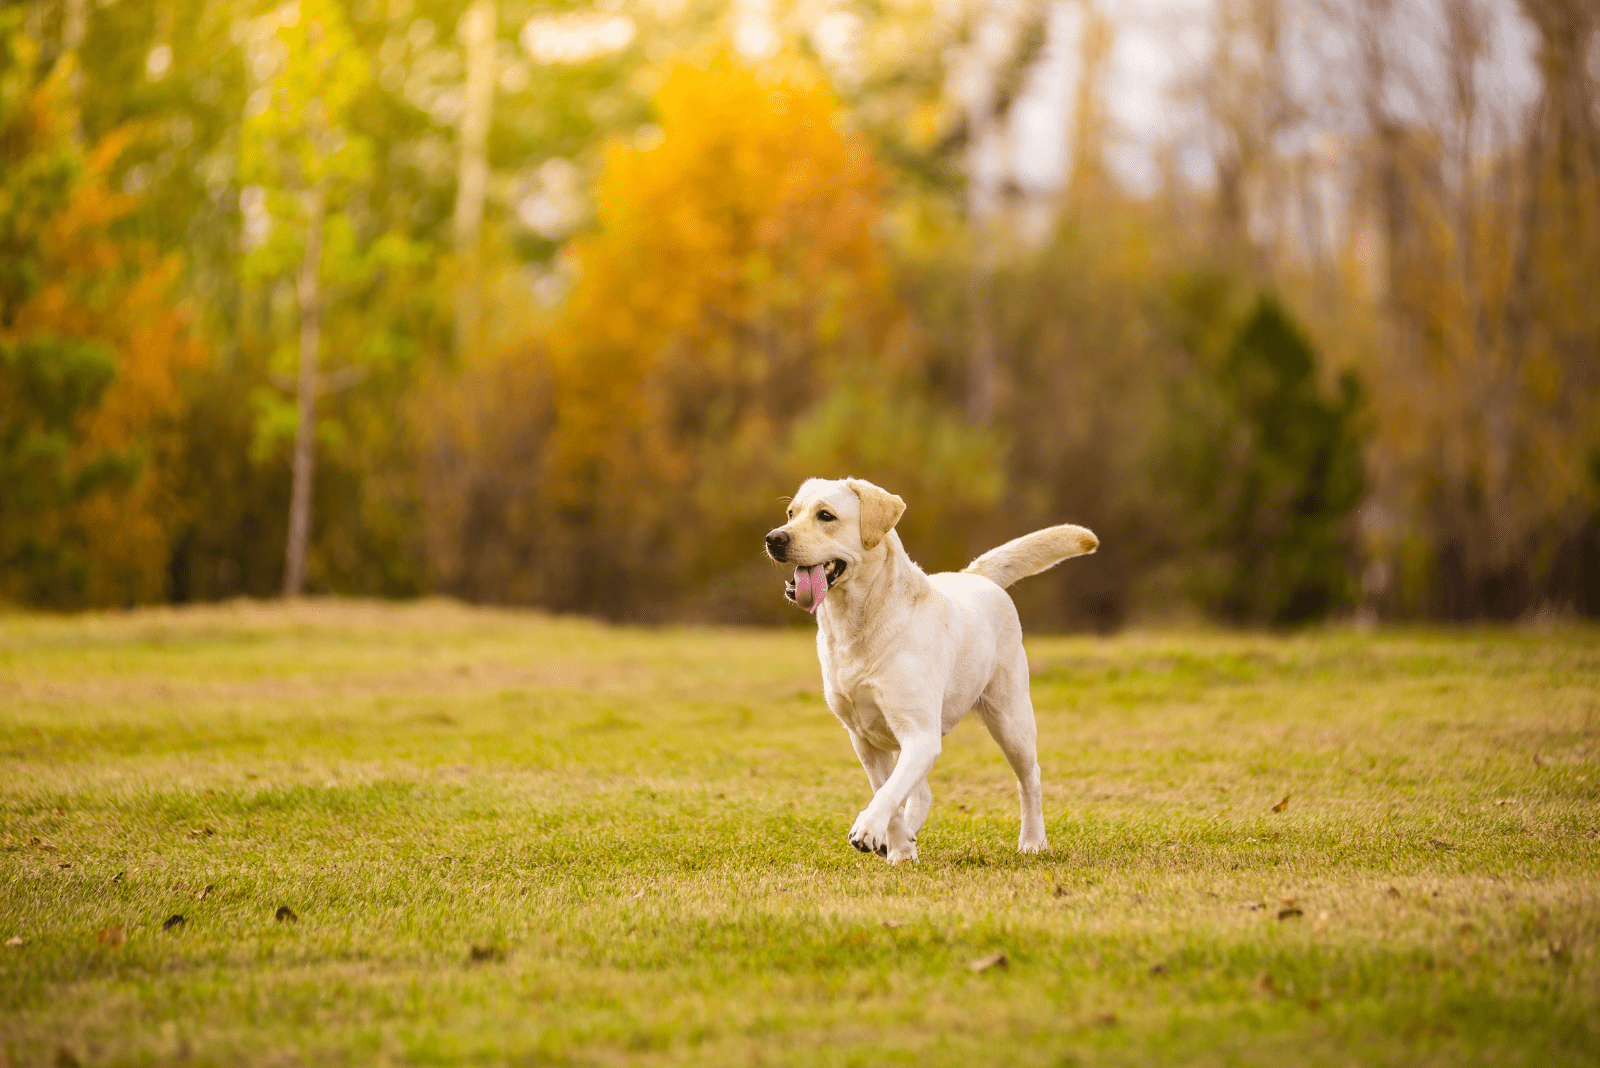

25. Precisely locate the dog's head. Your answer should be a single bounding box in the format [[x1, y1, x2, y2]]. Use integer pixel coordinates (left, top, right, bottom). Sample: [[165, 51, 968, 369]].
[[765, 478, 906, 613]]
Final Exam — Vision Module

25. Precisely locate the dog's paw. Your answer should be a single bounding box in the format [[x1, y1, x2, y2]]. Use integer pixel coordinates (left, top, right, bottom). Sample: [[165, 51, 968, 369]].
[[886, 838, 918, 864], [884, 820, 918, 864], [848, 810, 890, 858]]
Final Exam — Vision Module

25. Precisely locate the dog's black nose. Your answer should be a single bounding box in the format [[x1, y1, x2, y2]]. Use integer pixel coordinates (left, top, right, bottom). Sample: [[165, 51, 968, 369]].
[[765, 529, 790, 560]]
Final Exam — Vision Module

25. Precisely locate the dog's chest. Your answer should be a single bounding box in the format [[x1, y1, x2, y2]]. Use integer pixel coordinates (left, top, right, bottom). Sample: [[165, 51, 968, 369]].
[[816, 647, 898, 748]]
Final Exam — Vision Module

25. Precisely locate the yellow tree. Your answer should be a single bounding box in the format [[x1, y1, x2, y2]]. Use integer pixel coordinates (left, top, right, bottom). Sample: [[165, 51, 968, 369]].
[[543, 58, 897, 615], [422, 55, 1008, 619]]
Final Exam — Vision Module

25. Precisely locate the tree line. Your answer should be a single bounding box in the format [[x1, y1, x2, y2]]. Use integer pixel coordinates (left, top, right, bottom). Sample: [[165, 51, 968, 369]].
[[2, 0, 1596, 627]]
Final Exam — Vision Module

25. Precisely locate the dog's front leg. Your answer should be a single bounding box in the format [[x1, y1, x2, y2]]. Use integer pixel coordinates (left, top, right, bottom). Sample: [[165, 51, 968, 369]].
[[848, 734, 918, 863], [848, 731, 940, 863]]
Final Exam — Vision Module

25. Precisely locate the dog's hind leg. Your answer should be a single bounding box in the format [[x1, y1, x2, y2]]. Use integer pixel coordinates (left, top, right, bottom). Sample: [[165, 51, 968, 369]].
[[975, 649, 1048, 853], [848, 733, 919, 863], [903, 777, 932, 838]]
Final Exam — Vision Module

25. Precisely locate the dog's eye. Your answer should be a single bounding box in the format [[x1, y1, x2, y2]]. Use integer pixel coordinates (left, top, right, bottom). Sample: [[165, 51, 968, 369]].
[[817, 511, 836, 522]]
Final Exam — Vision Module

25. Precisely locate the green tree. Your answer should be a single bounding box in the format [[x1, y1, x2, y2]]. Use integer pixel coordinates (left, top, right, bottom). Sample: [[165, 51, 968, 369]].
[[1183, 295, 1366, 624], [0, 333, 139, 602]]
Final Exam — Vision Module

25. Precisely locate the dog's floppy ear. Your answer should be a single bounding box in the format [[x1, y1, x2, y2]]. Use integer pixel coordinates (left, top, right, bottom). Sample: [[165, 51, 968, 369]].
[[847, 479, 906, 550]]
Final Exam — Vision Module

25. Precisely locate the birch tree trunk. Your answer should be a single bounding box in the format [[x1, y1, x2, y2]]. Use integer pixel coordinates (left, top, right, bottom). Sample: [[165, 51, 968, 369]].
[[963, 6, 1002, 427], [62, 0, 86, 138], [453, 0, 497, 359], [283, 182, 326, 597], [62, 0, 86, 71]]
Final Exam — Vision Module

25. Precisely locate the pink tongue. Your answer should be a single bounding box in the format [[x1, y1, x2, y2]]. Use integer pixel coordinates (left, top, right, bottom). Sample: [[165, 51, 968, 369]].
[[794, 563, 828, 613]]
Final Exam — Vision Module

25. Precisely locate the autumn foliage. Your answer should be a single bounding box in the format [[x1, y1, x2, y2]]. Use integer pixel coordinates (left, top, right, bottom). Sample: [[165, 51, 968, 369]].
[[429, 62, 969, 618], [0, 29, 204, 607], [4, 0, 1599, 625]]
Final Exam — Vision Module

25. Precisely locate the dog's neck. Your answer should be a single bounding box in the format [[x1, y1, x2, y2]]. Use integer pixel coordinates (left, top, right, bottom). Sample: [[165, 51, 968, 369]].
[[817, 530, 932, 648]]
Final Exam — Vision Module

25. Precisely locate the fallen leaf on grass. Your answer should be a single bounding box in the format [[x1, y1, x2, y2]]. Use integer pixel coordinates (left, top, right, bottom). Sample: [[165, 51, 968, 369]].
[[161, 914, 186, 931], [1494, 799, 1517, 806], [469, 943, 505, 963], [1239, 901, 1266, 911], [1254, 973, 1277, 997], [1148, 963, 1168, 976], [1053, 885, 1068, 898], [881, 920, 904, 929], [1386, 885, 1403, 898], [194, 884, 214, 901], [112, 872, 124, 884], [275, 906, 297, 923], [1272, 795, 1290, 813], [627, 889, 646, 902], [5, 936, 24, 947], [58, 863, 71, 870], [96, 925, 126, 948], [1429, 839, 1455, 850], [1094, 1011, 1118, 1027], [967, 952, 1007, 973], [29, 837, 56, 852], [187, 827, 215, 839], [1277, 907, 1304, 920]]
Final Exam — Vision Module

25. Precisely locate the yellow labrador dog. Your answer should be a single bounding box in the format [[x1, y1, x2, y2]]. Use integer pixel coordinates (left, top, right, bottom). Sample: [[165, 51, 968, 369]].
[[765, 477, 1097, 864]]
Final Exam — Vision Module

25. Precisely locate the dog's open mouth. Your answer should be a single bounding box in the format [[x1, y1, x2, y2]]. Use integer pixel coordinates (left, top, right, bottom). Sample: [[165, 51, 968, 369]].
[[784, 560, 846, 614]]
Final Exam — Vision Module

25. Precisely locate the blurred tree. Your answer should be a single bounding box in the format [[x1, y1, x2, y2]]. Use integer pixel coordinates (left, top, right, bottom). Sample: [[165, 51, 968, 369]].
[[980, 198, 1192, 632], [0, 16, 205, 607], [545, 57, 898, 617], [164, 0, 661, 601], [423, 57, 1006, 621], [237, 0, 375, 596], [840, 0, 1055, 426], [1180, 295, 1365, 624], [0, 331, 135, 604]]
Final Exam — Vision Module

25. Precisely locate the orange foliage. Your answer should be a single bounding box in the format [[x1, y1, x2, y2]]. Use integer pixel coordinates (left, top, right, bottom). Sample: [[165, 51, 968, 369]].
[[541, 58, 896, 609], [4, 85, 206, 606]]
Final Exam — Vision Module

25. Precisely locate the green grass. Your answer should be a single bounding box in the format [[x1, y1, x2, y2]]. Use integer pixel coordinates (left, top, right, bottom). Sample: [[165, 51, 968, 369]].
[[2, 600, 1597, 1067]]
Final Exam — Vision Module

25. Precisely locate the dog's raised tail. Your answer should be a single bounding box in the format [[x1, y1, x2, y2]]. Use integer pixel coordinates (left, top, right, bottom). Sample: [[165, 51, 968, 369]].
[[963, 524, 1099, 589]]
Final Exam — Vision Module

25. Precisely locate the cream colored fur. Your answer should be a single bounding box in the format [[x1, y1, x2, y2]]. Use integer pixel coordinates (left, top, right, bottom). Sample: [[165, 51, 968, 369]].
[[766, 477, 1098, 863], [963, 524, 1099, 588]]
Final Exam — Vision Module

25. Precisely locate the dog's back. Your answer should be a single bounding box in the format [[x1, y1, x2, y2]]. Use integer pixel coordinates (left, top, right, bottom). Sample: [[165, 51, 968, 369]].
[[962, 524, 1099, 589]]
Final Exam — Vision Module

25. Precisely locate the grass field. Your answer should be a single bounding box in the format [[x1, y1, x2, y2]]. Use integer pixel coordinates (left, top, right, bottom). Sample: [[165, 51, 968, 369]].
[[1, 601, 1597, 1067]]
